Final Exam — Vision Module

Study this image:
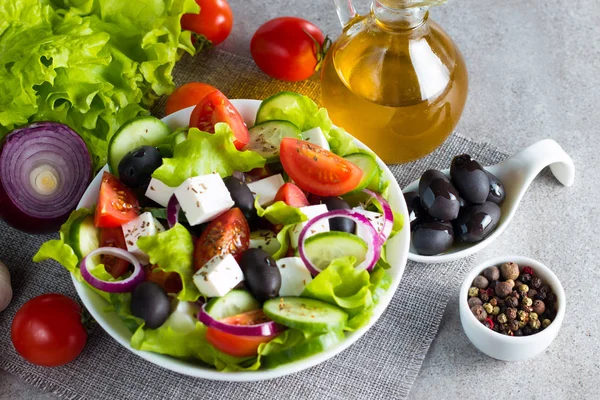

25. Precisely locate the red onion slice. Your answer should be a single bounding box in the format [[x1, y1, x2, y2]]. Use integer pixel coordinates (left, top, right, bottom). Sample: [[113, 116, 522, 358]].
[[363, 189, 394, 243], [80, 247, 145, 293], [166, 194, 180, 228], [298, 209, 382, 275], [0, 122, 92, 233], [198, 305, 285, 336]]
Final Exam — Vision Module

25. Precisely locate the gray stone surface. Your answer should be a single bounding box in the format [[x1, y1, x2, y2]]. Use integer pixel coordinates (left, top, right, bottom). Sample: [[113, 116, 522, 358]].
[[2, 0, 599, 398]]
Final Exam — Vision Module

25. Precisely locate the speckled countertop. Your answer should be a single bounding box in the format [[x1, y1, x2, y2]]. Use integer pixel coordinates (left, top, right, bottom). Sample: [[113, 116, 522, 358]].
[[2, 0, 599, 398]]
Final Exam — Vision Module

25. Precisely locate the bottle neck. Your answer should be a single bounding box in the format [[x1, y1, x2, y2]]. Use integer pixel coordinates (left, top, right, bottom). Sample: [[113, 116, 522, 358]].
[[372, 0, 429, 30]]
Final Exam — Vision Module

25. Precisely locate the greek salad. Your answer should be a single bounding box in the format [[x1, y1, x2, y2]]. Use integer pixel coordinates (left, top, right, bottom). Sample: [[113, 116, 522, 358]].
[[34, 90, 403, 371]]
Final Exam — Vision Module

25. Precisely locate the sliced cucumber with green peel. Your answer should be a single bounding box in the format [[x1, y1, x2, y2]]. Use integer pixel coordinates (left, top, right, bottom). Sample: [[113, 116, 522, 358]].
[[204, 290, 260, 320], [247, 121, 301, 162], [303, 231, 368, 271], [108, 116, 171, 175], [263, 297, 348, 333], [344, 152, 380, 192], [255, 92, 306, 129], [262, 330, 345, 369], [69, 216, 99, 259]]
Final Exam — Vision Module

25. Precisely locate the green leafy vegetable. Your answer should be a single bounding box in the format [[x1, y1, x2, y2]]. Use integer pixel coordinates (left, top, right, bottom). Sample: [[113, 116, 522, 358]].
[[152, 124, 266, 187], [254, 200, 308, 259], [0, 0, 199, 169]]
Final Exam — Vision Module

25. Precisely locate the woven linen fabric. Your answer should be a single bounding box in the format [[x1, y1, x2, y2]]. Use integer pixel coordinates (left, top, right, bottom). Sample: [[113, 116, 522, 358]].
[[0, 50, 507, 400]]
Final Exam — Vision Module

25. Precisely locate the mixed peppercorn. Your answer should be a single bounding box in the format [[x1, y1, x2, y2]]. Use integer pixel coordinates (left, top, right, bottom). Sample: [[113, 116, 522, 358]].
[[468, 262, 557, 336]]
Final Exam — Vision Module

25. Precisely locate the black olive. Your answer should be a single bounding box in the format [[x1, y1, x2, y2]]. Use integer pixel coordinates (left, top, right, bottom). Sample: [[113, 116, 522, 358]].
[[118, 146, 163, 190], [485, 171, 506, 204], [239, 249, 281, 303], [418, 169, 461, 221], [130, 281, 171, 329], [453, 201, 501, 243], [450, 154, 490, 204], [321, 197, 355, 233], [223, 176, 257, 225], [412, 220, 454, 256], [403, 191, 426, 231]]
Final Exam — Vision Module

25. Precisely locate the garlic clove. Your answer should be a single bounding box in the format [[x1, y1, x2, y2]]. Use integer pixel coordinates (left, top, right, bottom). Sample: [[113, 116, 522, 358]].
[[0, 261, 13, 312]]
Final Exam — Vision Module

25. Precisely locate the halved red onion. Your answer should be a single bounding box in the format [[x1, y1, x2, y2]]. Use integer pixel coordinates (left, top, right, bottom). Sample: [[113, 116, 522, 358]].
[[198, 305, 285, 336], [298, 209, 382, 275], [80, 247, 145, 293], [363, 189, 394, 243], [166, 194, 180, 228], [0, 122, 92, 233]]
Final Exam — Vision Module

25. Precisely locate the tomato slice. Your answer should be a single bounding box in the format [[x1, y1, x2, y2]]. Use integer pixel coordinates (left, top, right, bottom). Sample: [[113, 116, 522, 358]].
[[274, 183, 309, 207], [205, 310, 279, 357], [189, 90, 250, 150], [193, 208, 250, 271], [144, 264, 183, 294], [94, 172, 139, 228], [279, 138, 363, 196], [165, 82, 218, 115], [99, 228, 130, 278]]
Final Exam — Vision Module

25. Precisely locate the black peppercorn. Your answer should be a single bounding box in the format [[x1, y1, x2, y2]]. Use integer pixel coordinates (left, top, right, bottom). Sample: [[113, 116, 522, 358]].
[[520, 273, 532, 284], [505, 296, 518, 308], [479, 291, 490, 302], [523, 325, 533, 335], [528, 288, 538, 298], [509, 319, 520, 332], [531, 276, 543, 289], [514, 329, 523, 337], [506, 307, 517, 321]]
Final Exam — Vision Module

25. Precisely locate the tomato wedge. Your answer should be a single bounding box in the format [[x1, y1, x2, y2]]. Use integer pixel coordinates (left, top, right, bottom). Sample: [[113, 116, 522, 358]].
[[94, 172, 139, 228], [189, 90, 250, 150], [274, 183, 309, 207], [99, 228, 130, 278], [279, 138, 363, 196], [165, 82, 218, 115], [205, 310, 279, 357], [193, 208, 250, 271]]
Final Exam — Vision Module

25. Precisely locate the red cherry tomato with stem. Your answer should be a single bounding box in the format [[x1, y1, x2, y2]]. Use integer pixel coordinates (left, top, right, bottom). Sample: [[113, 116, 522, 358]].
[[181, 0, 233, 46]]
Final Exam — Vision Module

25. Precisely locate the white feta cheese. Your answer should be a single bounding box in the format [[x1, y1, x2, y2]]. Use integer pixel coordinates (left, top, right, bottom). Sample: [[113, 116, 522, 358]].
[[276, 257, 313, 296], [301, 127, 330, 151], [174, 173, 234, 226], [193, 254, 244, 298], [246, 174, 285, 207], [290, 204, 330, 248], [163, 299, 200, 334], [249, 230, 280, 256], [353, 206, 385, 239], [145, 177, 176, 207], [121, 212, 164, 264]]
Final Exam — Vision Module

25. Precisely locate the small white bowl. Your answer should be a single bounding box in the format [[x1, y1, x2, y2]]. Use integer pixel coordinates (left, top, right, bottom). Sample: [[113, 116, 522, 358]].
[[459, 255, 566, 361]]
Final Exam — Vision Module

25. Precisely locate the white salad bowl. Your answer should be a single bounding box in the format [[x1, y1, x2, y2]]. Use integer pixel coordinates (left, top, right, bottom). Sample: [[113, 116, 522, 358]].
[[72, 99, 411, 381]]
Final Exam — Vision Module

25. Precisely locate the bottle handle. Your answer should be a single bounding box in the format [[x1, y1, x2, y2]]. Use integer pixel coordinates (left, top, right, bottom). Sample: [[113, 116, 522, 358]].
[[333, 0, 358, 28]]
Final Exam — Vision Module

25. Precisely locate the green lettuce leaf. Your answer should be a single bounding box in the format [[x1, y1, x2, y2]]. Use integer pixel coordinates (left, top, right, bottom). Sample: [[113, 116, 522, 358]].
[[137, 223, 199, 302], [254, 200, 308, 259], [152, 124, 266, 187]]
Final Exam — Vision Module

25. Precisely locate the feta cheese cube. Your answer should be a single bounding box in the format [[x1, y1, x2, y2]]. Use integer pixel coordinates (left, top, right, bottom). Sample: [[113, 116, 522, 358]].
[[193, 254, 244, 298], [174, 173, 234, 226], [301, 127, 330, 151], [163, 299, 201, 334], [246, 174, 285, 207], [353, 206, 385, 239], [249, 230, 280, 256], [145, 178, 176, 207], [121, 212, 164, 264], [290, 204, 330, 248], [276, 257, 313, 296]]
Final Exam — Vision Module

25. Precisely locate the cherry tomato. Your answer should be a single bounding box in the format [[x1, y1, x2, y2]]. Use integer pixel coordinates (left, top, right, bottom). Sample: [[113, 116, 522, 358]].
[[165, 82, 218, 115], [274, 183, 309, 207], [11, 294, 88, 367], [189, 90, 250, 150], [279, 138, 363, 196], [251, 17, 325, 81], [181, 0, 233, 45], [99, 228, 130, 278], [193, 208, 249, 271], [144, 264, 183, 294], [94, 172, 139, 228], [205, 310, 278, 357]]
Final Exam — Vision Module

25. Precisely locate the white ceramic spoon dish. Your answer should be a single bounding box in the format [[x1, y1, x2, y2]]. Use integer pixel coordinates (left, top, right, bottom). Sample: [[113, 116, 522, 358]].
[[403, 139, 575, 264]]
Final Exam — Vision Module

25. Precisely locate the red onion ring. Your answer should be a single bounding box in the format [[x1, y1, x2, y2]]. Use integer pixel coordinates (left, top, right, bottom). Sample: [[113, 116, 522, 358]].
[[198, 305, 285, 336], [166, 194, 180, 228], [298, 209, 382, 275], [362, 189, 394, 243], [80, 247, 145, 293]]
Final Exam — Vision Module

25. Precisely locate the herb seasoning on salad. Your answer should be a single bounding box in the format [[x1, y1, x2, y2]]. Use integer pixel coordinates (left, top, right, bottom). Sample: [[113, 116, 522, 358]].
[[34, 90, 403, 371]]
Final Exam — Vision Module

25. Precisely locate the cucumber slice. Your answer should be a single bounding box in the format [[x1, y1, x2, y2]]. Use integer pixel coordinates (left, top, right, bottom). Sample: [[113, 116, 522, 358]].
[[247, 121, 301, 162], [263, 297, 348, 333], [344, 152, 380, 192], [204, 290, 260, 320], [69, 216, 99, 259], [255, 92, 306, 129], [249, 230, 281, 256], [303, 231, 368, 271], [262, 330, 345, 369], [108, 116, 171, 175]]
